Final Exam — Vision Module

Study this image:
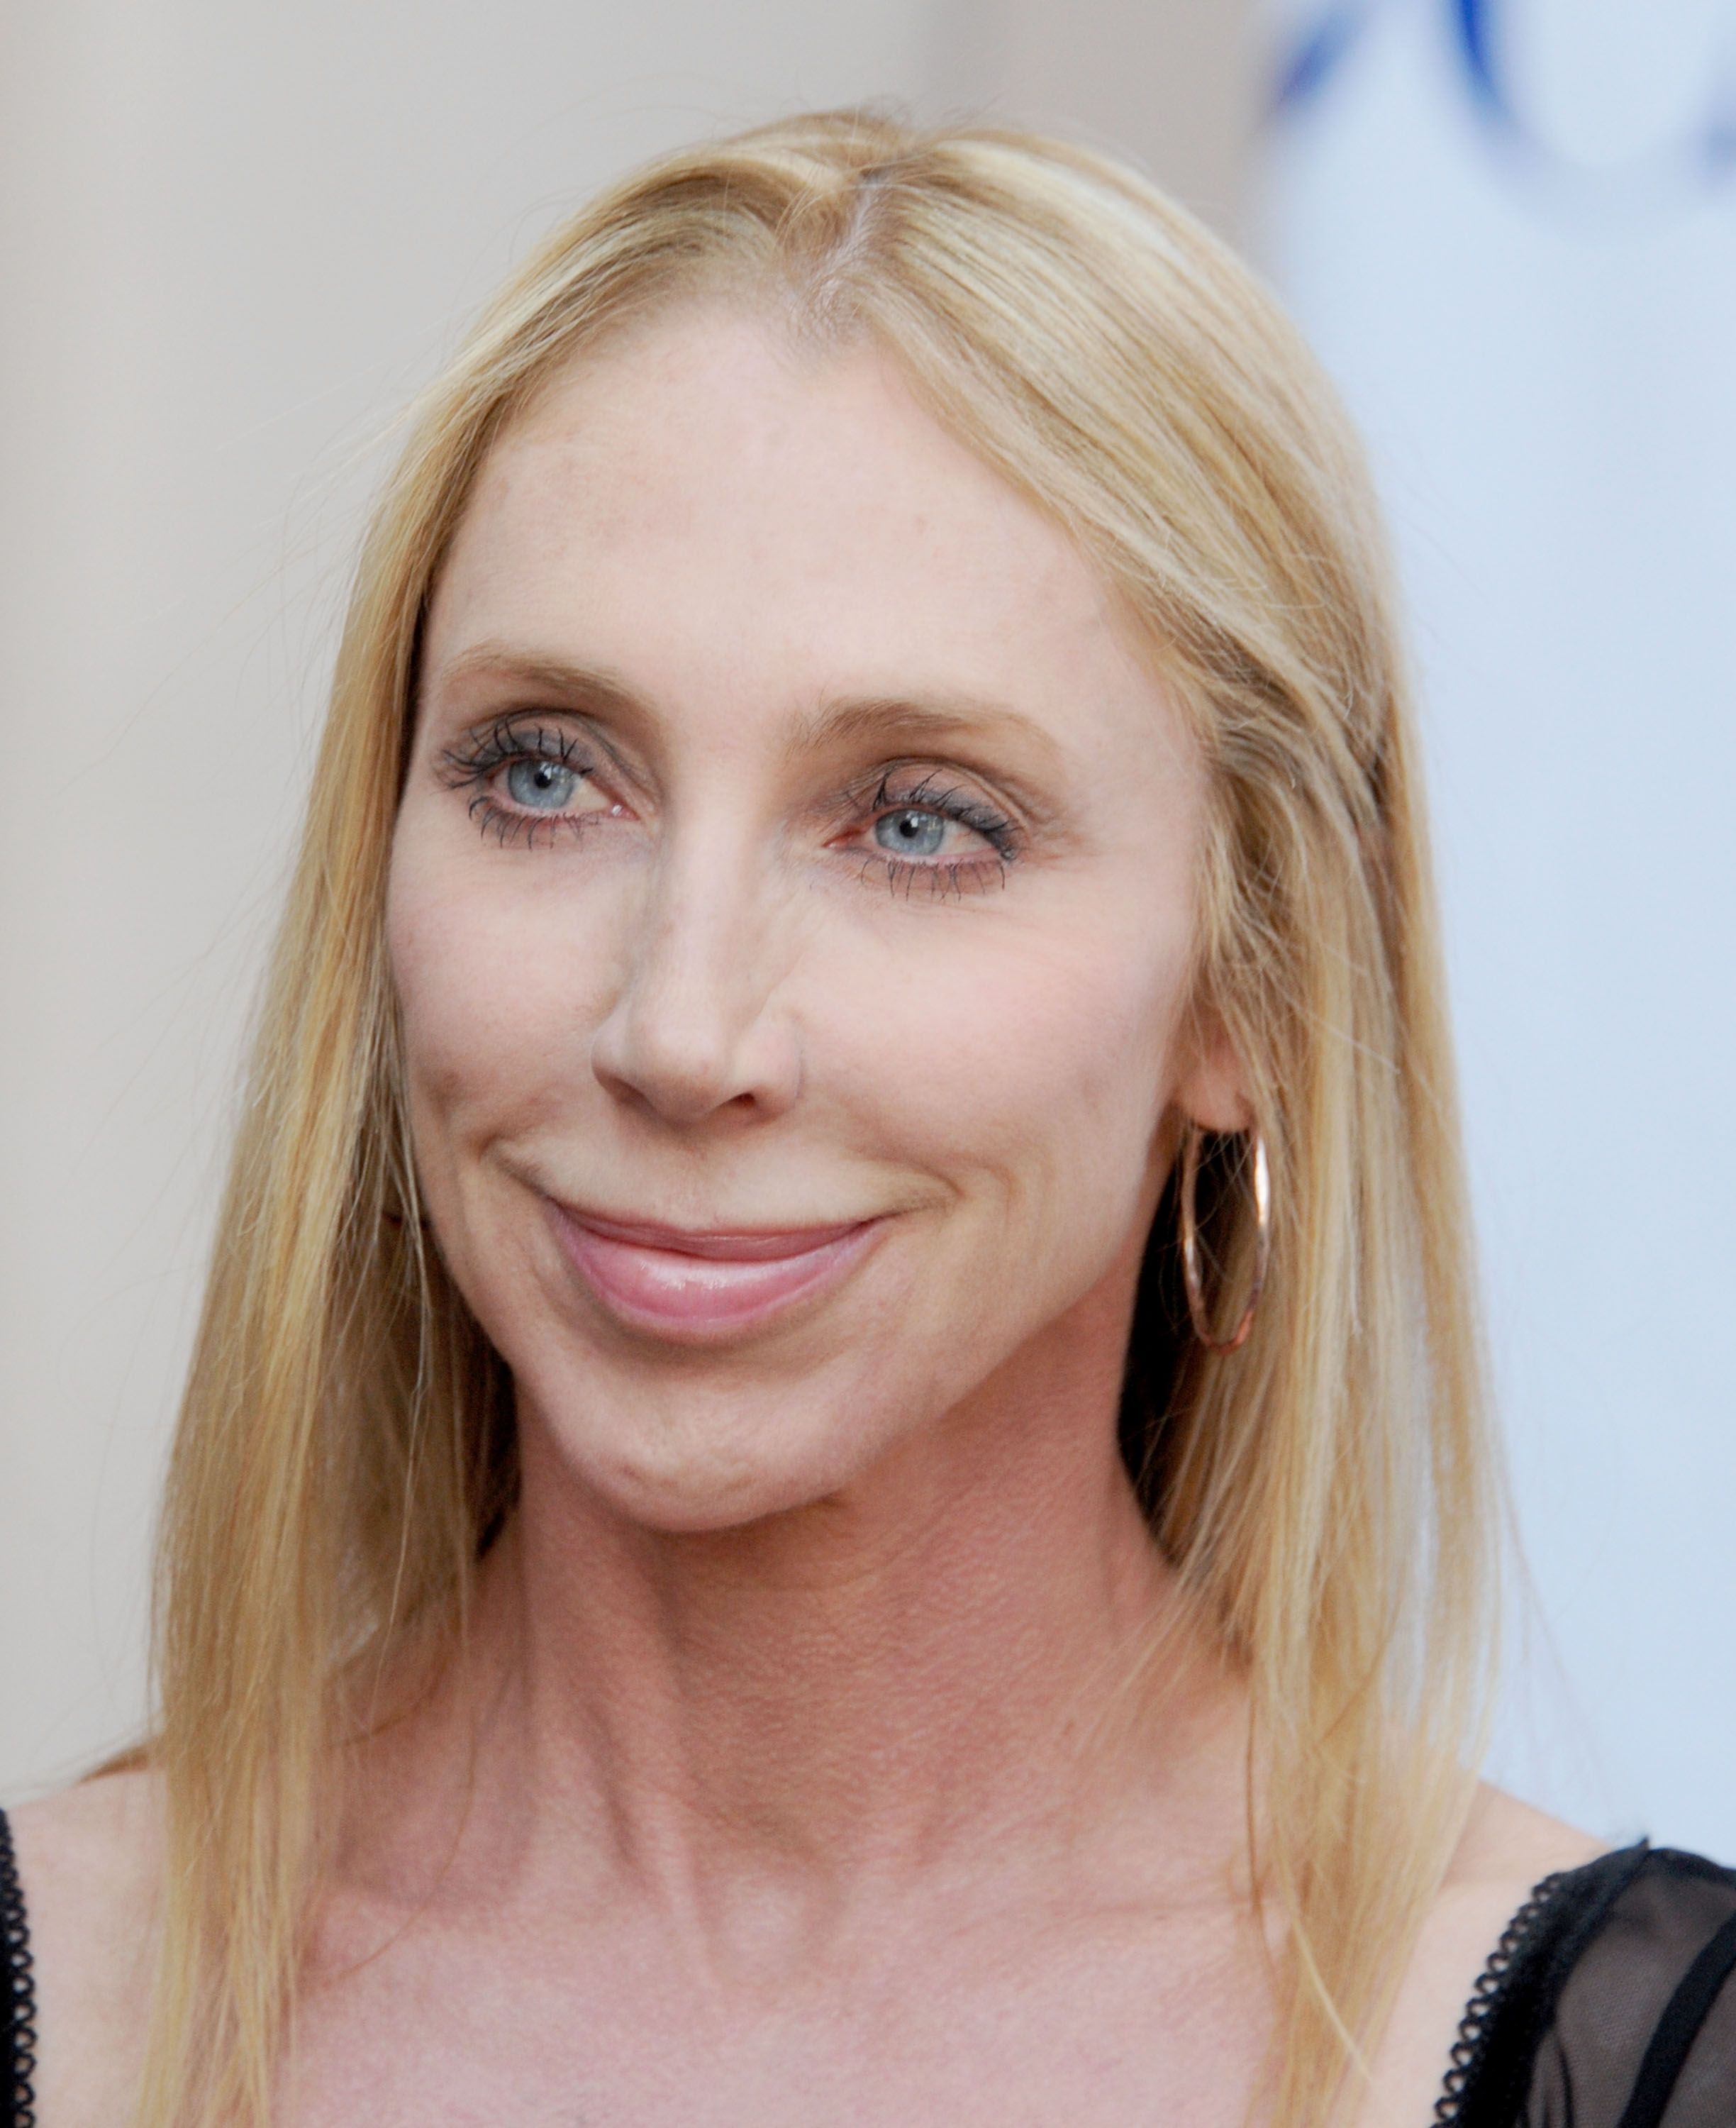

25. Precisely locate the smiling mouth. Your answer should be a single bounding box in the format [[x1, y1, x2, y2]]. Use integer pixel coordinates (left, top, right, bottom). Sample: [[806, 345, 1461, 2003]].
[[545, 1202, 885, 1337]]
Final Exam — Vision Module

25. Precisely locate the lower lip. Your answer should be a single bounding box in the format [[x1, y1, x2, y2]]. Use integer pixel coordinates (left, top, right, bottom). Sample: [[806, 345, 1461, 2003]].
[[547, 1206, 884, 1337]]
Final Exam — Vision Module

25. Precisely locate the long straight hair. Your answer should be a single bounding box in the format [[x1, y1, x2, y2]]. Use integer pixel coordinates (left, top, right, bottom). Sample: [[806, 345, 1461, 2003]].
[[138, 110, 1496, 2126]]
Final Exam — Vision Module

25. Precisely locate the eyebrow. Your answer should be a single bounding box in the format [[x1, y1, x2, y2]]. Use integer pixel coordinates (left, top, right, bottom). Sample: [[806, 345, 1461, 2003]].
[[425, 645, 645, 720], [425, 642, 1067, 781], [783, 694, 1066, 779]]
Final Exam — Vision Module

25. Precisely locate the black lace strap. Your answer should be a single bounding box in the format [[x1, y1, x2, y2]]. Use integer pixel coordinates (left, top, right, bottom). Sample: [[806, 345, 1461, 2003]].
[[1435, 1840, 1652, 2125], [0, 1808, 38, 2128]]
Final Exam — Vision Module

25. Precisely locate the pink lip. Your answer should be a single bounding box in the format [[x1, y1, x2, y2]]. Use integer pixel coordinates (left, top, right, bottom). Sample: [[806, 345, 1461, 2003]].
[[547, 1204, 884, 1336]]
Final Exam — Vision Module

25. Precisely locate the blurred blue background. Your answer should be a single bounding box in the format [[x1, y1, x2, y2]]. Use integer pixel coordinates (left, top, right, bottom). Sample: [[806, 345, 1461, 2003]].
[[1267, 0, 1736, 1855]]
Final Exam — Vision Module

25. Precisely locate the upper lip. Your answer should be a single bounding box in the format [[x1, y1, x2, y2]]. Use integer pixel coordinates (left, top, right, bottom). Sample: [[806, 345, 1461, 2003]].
[[555, 1205, 877, 1261]]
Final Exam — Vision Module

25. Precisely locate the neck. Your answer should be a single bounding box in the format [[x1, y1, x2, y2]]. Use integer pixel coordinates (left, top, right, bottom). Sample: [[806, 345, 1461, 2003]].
[[351, 1279, 1247, 1932]]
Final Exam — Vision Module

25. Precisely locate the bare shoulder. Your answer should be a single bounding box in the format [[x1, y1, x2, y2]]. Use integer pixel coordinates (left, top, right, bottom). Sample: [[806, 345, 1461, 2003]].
[[1447, 1780, 1609, 1888], [9, 1766, 164, 1951], [9, 1770, 163, 2126], [1357, 1783, 1608, 2126]]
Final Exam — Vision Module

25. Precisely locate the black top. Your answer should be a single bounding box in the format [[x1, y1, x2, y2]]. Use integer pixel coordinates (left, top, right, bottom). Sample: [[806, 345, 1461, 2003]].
[[1, 1811, 35, 2128], [2, 1809, 1733, 2126], [1435, 1842, 1736, 2126]]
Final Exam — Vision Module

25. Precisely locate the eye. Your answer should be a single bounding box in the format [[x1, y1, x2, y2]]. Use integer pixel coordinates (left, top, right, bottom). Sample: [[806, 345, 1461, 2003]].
[[874, 808, 951, 858], [843, 772, 1020, 898], [435, 714, 625, 848], [505, 758, 584, 811]]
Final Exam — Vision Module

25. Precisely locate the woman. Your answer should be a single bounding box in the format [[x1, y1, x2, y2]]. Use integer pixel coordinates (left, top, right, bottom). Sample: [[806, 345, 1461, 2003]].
[[3, 110, 1732, 2128]]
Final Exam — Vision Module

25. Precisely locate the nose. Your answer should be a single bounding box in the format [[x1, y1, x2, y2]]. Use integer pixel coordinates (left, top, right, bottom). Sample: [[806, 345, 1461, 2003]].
[[588, 843, 803, 1128]]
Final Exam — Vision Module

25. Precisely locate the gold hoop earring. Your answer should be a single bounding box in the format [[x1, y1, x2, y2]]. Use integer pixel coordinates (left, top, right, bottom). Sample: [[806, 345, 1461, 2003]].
[[1179, 1122, 1270, 1353]]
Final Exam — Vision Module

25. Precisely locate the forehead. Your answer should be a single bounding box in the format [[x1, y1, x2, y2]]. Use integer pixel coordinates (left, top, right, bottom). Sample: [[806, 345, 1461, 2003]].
[[425, 304, 1184, 769]]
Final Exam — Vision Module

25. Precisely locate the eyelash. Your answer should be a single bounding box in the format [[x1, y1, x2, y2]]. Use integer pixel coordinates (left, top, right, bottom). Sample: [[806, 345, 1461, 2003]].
[[854, 770, 1018, 901], [436, 717, 605, 850], [435, 719, 1022, 895]]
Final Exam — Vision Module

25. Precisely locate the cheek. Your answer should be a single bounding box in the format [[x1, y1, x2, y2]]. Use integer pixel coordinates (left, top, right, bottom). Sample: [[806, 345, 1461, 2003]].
[[384, 824, 617, 1138], [823, 903, 1189, 1219]]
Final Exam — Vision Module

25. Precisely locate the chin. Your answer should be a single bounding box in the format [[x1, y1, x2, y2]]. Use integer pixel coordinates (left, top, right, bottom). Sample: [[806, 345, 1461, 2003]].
[[525, 1370, 892, 1536]]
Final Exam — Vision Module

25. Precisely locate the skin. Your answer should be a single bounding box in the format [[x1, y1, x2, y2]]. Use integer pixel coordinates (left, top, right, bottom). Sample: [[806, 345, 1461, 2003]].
[[11, 306, 1601, 2126]]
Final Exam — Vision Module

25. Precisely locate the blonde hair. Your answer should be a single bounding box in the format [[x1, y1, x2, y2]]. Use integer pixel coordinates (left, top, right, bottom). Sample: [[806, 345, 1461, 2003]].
[[138, 109, 1496, 2126]]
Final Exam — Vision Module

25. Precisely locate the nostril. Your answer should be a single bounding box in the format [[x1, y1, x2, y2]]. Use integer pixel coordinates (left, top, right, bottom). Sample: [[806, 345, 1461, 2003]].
[[587, 882, 803, 1124], [591, 1004, 802, 1127]]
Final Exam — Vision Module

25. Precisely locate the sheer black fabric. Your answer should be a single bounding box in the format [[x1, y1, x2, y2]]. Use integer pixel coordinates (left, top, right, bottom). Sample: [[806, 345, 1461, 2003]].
[[0, 1809, 1731, 2127], [1445, 1844, 1736, 2128]]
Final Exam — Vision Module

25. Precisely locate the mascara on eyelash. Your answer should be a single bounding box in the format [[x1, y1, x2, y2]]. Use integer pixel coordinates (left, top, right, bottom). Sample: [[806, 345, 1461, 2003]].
[[443, 736, 1021, 886], [438, 716, 594, 785], [867, 851, 1012, 902], [464, 794, 603, 850], [865, 771, 1020, 855]]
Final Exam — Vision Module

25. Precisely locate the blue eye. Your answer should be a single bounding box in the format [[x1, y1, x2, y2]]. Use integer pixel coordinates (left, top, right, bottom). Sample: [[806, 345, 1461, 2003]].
[[874, 809, 948, 856], [506, 758, 582, 809]]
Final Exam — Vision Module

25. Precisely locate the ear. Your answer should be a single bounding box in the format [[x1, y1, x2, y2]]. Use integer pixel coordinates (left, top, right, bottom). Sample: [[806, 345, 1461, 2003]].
[[1172, 1008, 1254, 1136]]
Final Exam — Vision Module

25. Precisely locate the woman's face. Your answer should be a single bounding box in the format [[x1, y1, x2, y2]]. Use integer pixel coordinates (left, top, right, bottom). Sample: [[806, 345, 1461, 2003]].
[[389, 306, 1243, 1532]]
